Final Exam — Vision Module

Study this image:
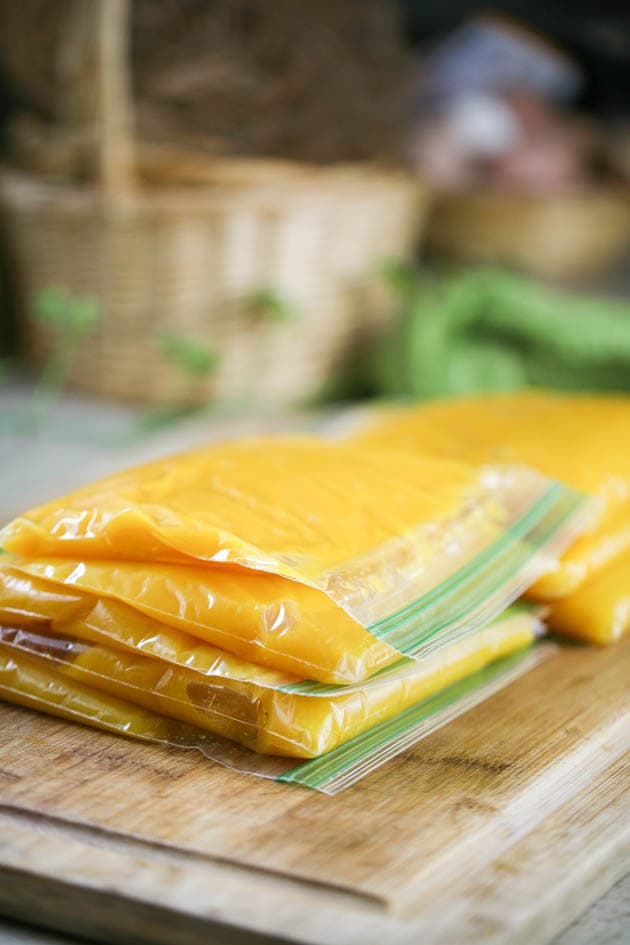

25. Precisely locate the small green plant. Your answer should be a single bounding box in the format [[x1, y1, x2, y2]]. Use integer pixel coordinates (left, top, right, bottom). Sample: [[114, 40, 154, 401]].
[[137, 290, 296, 434], [249, 288, 298, 324], [138, 333, 220, 433], [378, 259, 421, 301], [138, 290, 296, 432], [21, 287, 100, 431], [35, 286, 100, 391], [159, 333, 220, 378]]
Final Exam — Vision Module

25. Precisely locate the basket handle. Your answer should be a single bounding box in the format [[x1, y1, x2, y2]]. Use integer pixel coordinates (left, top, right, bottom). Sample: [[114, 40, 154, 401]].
[[56, 0, 135, 197]]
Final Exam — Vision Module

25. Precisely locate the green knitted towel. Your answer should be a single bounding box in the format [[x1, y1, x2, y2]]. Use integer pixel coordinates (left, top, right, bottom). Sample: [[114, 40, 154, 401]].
[[372, 266, 630, 399]]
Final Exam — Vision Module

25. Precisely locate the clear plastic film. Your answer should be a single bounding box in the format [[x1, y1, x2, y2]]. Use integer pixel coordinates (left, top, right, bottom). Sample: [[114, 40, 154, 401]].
[[0, 624, 553, 792], [0, 436, 589, 683], [347, 392, 630, 606], [0, 607, 540, 757]]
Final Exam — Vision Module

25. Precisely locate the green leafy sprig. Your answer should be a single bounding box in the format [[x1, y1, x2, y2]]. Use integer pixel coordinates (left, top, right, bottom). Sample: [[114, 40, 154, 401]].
[[249, 288, 298, 324], [138, 333, 220, 432], [21, 287, 100, 431]]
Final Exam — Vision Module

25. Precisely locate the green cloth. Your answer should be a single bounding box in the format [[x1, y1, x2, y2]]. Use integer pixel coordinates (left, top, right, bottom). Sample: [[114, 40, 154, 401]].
[[372, 267, 630, 399]]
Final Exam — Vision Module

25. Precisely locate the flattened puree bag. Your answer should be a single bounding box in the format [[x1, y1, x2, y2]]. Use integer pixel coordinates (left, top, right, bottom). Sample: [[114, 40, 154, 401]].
[[548, 548, 630, 644], [0, 436, 586, 682], [0, 637, 550, 794], [350, 392, 630, 642], [0, 608, 539, 758], [0, 609, 551, 792]]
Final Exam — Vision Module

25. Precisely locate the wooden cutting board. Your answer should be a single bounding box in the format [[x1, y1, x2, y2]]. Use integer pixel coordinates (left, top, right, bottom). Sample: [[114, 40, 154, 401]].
[[0, 636, 628, 945]]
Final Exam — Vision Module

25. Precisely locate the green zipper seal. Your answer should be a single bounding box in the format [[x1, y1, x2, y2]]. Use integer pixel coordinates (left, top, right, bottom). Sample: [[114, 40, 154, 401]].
[[277, 645, 534, 790], [370, 483, 563, 634], [372, 490, 583, 652], [278, 489, 582, 695]]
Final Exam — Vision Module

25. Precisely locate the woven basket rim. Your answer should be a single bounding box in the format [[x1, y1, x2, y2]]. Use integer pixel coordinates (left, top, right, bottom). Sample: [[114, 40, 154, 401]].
[[431, 183, 630, 208], [0, 163, 426, 214]]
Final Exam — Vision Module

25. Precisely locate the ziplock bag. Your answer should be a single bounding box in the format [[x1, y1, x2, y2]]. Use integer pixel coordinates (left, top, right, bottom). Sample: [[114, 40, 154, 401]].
[[0, 608, 538, 757], [0, 562, 298, 689], [0, 559, 540, 691], [348, 392, 630, 604], [0, 623, 552, 791], [0, 436, 587, 682], [548, 548, 630, 644]]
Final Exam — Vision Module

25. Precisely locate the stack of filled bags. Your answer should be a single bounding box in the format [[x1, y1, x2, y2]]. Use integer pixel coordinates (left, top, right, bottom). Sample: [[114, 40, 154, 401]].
[[0, 426, 600, 792], [351, 392, 630, 646]]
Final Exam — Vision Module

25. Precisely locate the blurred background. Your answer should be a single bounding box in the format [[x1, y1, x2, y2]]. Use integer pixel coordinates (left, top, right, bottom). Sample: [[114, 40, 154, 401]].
[[0, 0, 629, 502]]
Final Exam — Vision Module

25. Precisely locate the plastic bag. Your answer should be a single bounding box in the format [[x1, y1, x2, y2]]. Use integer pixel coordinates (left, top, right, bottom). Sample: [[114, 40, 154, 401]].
[[0, 595, 540, 756], [0, 622, 552, 791], [0, 561, 296, 688], [530, 506, 630, 600], [548, 548, 630, 644], [0, 436, 587, 682], [348, 392, 630, 604]]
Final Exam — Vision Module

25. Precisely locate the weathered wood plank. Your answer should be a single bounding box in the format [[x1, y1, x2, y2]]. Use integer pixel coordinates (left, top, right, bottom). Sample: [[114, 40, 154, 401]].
[[0, 751, 626, 945]]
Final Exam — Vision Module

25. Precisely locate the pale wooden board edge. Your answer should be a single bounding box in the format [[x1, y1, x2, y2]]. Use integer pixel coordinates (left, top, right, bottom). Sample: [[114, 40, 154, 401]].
[[0, 752, 628, 945]]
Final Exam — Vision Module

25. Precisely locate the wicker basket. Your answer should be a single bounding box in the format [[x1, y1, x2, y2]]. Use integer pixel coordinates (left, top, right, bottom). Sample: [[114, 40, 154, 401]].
[[425, 187, 630, 281], [1, 1, 427, 405]]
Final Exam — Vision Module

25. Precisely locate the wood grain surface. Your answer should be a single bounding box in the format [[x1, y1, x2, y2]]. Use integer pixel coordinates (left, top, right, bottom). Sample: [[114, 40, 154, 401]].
[[0, 635, 628, 944]]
